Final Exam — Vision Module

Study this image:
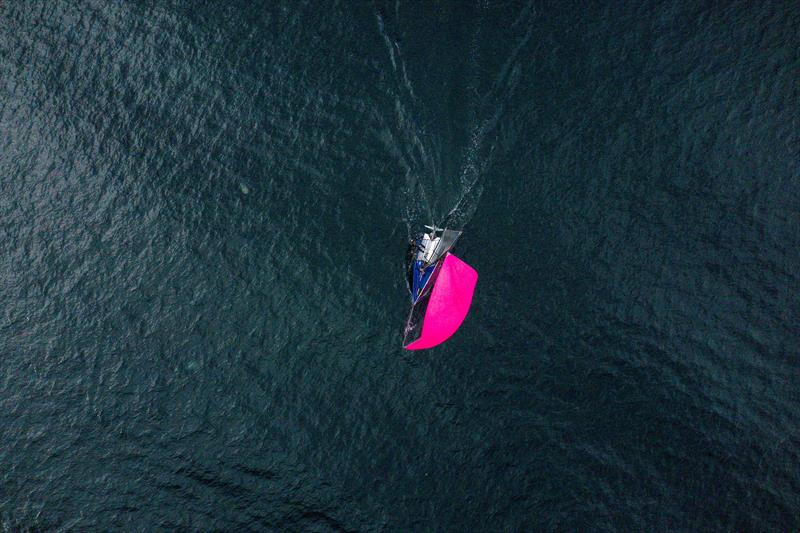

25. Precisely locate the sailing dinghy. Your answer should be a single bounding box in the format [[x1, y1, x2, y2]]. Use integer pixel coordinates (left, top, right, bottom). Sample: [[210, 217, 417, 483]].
[[403, 226, 478, 350]]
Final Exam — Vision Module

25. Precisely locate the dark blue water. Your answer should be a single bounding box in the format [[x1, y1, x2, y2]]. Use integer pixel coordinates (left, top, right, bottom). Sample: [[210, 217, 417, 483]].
[[1, 1, 798, 530]]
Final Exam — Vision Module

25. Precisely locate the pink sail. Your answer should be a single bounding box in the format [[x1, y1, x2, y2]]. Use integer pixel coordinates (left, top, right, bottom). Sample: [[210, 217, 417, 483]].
[[404, 253, 478, 350]]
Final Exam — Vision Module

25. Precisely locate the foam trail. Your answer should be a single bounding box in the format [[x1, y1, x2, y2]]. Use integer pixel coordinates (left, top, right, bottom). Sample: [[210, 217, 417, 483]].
[[445, 1, 536, 230], [443, 4, 488, 230], [375, 8, 437, 233], [377, 0, 537, 234]]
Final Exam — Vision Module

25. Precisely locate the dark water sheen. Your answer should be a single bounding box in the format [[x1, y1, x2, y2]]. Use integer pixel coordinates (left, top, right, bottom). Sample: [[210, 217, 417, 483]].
[[1, 1, 799, 531]]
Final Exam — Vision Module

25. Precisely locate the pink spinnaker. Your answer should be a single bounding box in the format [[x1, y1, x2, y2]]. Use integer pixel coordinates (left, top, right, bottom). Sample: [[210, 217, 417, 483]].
[[404, 253, 478, 350]]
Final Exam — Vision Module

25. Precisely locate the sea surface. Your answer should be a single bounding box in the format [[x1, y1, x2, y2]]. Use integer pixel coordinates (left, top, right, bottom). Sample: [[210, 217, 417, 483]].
[[1, 1, 798, 531]]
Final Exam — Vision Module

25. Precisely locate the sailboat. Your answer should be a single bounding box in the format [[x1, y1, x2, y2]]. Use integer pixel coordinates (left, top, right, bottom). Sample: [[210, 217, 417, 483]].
[[403, 226, 478, 350]]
